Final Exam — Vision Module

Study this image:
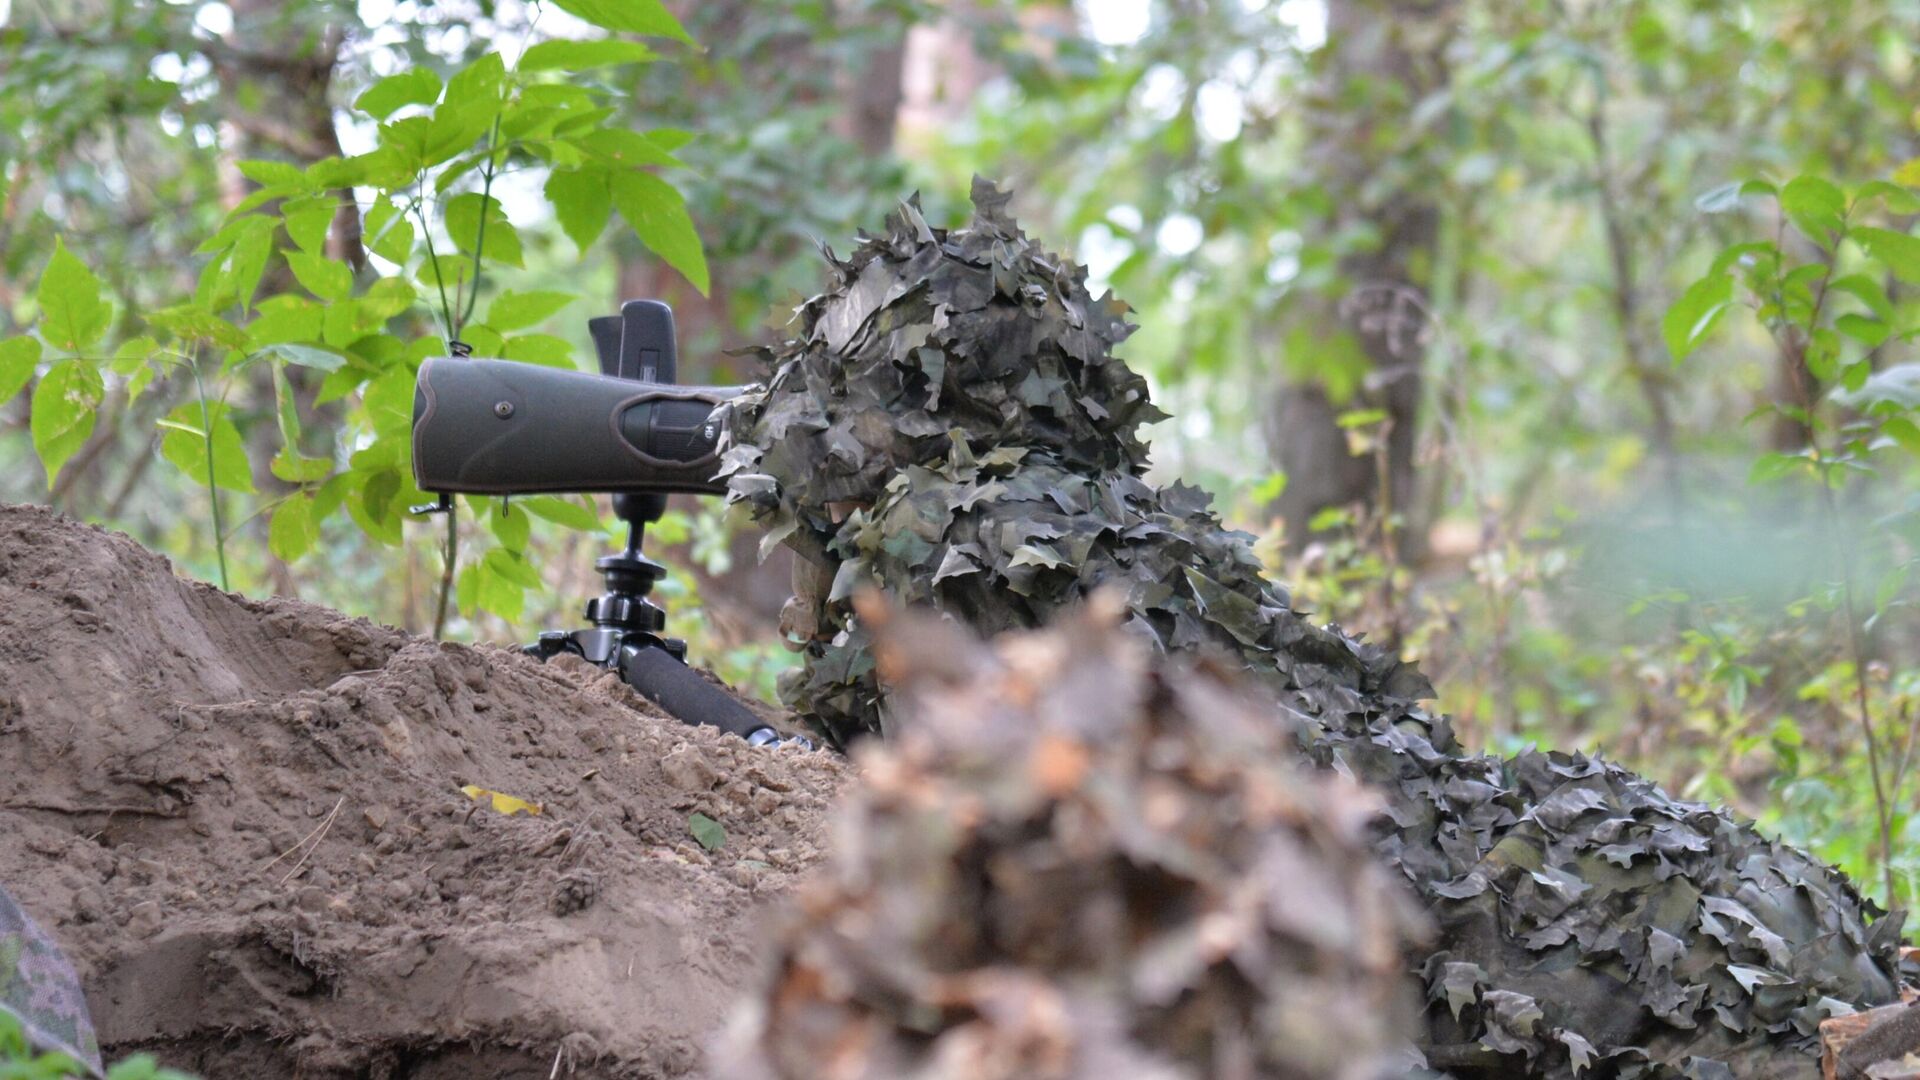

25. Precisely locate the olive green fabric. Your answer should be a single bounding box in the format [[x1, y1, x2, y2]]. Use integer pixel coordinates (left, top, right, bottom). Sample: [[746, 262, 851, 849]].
[[722, 179, 1907, 1078], [0, 883, 102, 1077]]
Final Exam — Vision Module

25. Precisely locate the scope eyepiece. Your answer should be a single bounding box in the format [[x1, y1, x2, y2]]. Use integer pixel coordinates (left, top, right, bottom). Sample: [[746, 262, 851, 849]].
[[410, 357, 745, 497]]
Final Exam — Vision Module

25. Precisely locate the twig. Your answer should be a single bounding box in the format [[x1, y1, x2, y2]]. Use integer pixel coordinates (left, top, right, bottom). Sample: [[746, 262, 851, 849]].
[[261, 796, 344, 880]]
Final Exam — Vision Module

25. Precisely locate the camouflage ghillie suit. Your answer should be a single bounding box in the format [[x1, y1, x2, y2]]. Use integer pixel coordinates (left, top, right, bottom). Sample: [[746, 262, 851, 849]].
[[721, 177, 1430, 749], [0, 884, 101, 1077], [1313, 707, 1904, 1078], [717, 595, 1426, 1080], [724, 180, 1910, 1077]]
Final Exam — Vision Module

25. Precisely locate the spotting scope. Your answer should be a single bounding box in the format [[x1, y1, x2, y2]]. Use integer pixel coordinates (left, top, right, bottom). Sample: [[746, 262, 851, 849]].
[[409, 300, 808, 750]]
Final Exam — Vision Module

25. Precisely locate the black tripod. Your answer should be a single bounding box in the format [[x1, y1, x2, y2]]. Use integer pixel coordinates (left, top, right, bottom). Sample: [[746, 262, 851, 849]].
[[521, 301, 809, 749]]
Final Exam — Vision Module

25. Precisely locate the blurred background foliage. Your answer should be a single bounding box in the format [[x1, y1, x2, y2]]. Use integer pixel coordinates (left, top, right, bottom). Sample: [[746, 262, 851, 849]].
[[3, 0, 1918, 907]]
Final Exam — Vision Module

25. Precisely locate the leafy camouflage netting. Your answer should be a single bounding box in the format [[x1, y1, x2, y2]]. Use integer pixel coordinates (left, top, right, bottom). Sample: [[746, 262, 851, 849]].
[[0, 883, 102, 1077], [721, 176, 1429, 749], [723, 179, 1910, 1077], [1313, 707, 1904, 1078], [716, 593, 1426, 1080]]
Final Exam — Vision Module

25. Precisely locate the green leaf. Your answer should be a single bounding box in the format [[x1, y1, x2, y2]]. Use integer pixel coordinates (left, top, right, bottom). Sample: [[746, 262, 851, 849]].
[[432, 150, 491, 195], [1249, 471, 1287, 503], [490, 499, 530, 551], [246, 295, 325, 347], [349, 467, 405, 546], [269, 495, 320, 561], [272, 448, 333, 483], [0, 337, 42, 402], [1829, 273, 1894, 320], [363, 199, 416, 265], [1836, 313, 1891, 348], [361, 276, 418, 319], [488, 290, 575, 331], [459, 324, 507, 357], [1883, 417, 1920, 457], [1749, 450, 1811, 485], [36, 238, 111, 353], [422, 103, 496, 168], [159, 403, 257, 494], [252, 342, 348, 372], [476, 567, 526, 620], [1662, 273, 1733, 361], [362, 366, 418, 440], [286, 250, 354, 301], [688, 812, 726, 851], [571, 129, 685, 169], [444, 52, 506, 108], [1780, 175, 1846, 244], [236, 159, 307, 188], [1894, 159, 1920, 188], [546, 0, 692, 42], [110, 335, 157, 376], [282, 195, 337, 255], [444, 193, 525, 268], [1805, 327, 1841, 382], [609, 171, 708, 295], [503, 333, 574, 367], [230, 218, 276, 315], [1856, 180, 1920, 216], [518, 39, 659, 71], [147, 303, 248, 349], [523, 494, 602, 530], [30, 360, 104, 486], [419, 252, 474, 296], [647, 128, 695, 152], [1855, 227, 1920, 285], [356, 68, 443, 120], [544, 168, 612, 252]]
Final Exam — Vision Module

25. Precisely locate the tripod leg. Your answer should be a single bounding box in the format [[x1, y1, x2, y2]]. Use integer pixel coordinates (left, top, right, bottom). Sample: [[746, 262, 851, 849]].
[[621, 644, 797, 744]]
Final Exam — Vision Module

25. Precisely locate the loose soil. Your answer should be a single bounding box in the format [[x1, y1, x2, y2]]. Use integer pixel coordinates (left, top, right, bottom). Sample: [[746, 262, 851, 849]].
[[0, 503, 849, 1079]]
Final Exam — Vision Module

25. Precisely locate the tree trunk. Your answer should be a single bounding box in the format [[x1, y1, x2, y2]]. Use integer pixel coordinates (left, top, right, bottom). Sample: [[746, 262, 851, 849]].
[[1267, 0, 1450, 560]]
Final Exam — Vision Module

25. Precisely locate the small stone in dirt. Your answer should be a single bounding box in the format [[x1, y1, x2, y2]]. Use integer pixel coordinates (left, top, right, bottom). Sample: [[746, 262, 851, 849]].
[[124, 900, 163, 939], [660, 743, 720, 792]]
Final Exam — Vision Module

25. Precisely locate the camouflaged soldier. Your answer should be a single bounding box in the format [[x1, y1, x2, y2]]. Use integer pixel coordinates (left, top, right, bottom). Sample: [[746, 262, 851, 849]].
[[721, 177, 1430, 750], [723, 181, 1910, 1078], [0, 883, 102, 1078], [716, 593, 1427, 1080]]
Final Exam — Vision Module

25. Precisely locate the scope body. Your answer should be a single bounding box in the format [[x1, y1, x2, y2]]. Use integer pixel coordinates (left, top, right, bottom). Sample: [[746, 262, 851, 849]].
[[411, 356, 744, 497]]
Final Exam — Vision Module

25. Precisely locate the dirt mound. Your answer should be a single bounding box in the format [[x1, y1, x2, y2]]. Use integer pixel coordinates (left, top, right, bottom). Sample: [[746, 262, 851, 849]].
[[0, 503, 849, 1078]]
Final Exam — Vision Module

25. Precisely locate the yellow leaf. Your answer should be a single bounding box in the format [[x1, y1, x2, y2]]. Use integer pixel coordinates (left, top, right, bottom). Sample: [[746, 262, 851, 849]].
[[460, 784, 542, 816], [1895, 159, 1920, 189]]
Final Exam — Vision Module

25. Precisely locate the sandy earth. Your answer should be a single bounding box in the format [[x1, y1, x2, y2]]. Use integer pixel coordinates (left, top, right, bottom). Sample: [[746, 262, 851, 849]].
[[0, 503, 848, 1078]]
